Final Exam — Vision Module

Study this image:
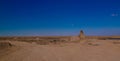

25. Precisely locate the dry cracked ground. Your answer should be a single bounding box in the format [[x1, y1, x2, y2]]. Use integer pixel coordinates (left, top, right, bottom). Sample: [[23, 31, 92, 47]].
[[0, 40, 120, 61]]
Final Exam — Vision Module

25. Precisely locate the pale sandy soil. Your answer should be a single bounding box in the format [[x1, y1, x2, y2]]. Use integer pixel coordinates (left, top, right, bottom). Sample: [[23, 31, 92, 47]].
[[0, 40, 120, 61]]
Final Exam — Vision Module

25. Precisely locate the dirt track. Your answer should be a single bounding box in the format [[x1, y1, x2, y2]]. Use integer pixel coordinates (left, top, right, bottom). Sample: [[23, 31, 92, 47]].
[[0, 40, 120, 61]]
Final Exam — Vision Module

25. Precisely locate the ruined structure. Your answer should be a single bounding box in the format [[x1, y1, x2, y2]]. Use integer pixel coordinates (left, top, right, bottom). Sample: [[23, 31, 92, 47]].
[[79, 30, 85, 39]]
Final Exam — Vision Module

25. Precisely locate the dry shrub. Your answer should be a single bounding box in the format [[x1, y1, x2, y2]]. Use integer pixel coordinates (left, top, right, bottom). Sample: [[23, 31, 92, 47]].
[[113, 41, 120, 44], [0, 42, 12, 49], [88, 42, 100, 46], [36, 40, 50, 45]]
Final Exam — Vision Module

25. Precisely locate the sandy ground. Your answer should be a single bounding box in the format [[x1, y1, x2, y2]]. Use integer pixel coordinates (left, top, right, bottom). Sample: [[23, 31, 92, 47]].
[[0, 40, 120, 61]]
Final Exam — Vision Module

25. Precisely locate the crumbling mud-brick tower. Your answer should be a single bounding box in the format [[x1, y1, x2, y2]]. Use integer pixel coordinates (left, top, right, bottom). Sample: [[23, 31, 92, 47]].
[[79, 30, 85, 39]]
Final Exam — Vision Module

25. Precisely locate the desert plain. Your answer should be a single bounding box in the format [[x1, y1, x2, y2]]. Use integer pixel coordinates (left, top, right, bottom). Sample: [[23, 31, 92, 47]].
[[0, 37, 120, 61]]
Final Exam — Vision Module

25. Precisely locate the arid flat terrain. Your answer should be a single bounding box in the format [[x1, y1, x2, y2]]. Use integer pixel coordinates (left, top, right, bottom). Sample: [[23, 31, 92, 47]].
[[0, 40, 120, 61]]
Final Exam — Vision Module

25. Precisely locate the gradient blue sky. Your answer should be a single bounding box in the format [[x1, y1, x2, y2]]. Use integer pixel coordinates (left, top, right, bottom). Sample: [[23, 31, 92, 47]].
[[0, 0, 120, 36]]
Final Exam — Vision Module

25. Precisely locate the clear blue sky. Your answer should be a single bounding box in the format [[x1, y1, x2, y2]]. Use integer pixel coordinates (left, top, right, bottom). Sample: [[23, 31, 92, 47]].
[[0, 0, 120, 36]]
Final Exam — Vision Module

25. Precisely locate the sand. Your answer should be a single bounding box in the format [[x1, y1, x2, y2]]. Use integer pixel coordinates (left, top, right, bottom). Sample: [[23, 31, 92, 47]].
[[0, 40, 120, 61]]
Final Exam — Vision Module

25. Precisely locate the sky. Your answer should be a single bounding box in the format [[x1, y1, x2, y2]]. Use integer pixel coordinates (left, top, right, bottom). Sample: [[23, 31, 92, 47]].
[[0, 0, 120, 36]]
